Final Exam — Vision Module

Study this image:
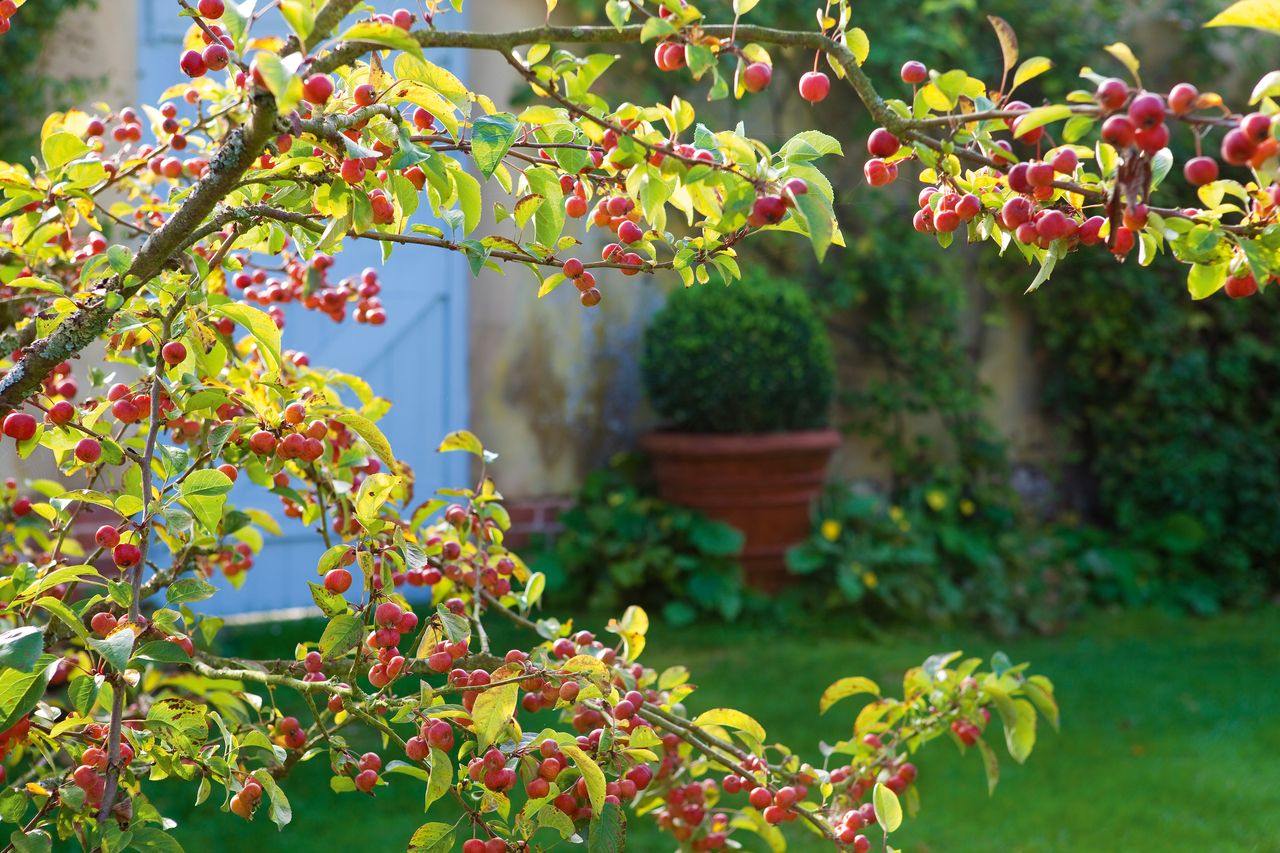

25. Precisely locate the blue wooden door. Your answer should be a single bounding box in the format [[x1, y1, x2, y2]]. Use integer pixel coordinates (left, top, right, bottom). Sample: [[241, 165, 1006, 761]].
[[137, 0, 471, 614]]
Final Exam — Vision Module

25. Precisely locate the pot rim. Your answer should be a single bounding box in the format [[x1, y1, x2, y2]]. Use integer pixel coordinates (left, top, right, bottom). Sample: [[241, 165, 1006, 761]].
[[640, 428, 840, 454]]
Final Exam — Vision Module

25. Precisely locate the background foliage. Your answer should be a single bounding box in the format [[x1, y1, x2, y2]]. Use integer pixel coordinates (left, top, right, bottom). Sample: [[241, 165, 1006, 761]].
[[0, 0, 93, 159]]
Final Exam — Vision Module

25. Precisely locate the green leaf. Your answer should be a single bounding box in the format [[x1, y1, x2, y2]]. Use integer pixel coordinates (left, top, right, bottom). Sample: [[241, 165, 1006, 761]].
[[42, 132, 89, 169], [133, 641, 193, 665], [846, 27, 870, 66], [33, 597, 88, 639], [1206, 0, 1280, 34], [873, 782, 903, 833], [8, 829, 51, 853], [213, 303, 282, 377], [166, 577, 218, 606], [0, 656, 57, 733], [640, 16, 676, 42], [68, 675, 100, 715], [5, 277, 61, 294], [88, 631, 135, 673], [791, 191, 835, 262], [336, 20, 424, 58], [425, 746, 453, 809], [437, 430, 484, 456], [589, 801, 627, 853], [975, 736, 1001, 794], [0, 628, 44, 673], [1187, 261, 1229, 300], [309, 582, 349, 617], [181, 469, 234, 499], [319, 614, 362, 658], [408, 822, 455, 853], [470, 114, 520, 180], [106, 245, 133, 274], [1004, 697, 1038, 763], [526, 166, 565, 248], [250, 769, 293, 830], [1012, 104, 1073, 138], [127, 827, 186, 853]]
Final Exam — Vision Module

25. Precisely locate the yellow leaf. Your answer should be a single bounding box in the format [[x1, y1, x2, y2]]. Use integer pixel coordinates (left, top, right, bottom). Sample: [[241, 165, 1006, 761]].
[[692, 708, 766, 742], [560, 743, 605, 813], [470, 663, 522, 751], [819, 676, 881, 714], [1205, 0, 1280, 34], [1011, 57, 1053, 93], [987, 15, 1019, 79], [1103, 43, 1141, 84], [436, 430, 484, 456]]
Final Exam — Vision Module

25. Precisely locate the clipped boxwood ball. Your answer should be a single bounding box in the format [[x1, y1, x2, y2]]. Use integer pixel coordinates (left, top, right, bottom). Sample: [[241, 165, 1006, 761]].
[[641, 276, 834, 434]]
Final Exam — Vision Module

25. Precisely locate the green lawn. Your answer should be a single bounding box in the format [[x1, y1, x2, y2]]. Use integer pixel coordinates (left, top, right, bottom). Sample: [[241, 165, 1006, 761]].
[[153, 606, 1280, 852]]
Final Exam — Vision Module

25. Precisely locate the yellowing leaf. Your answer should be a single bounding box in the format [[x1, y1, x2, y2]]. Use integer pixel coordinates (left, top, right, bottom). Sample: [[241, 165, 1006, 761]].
[[470, 663, 521, 750], [819, 676, 881, 714], [561, 743, 605, 813], [692, 708, 766, 742], [988, 15, 1019, 80], [1010, 57, 1053, 92], [213, 303, 281, 377], [436, 430, 484, 456]]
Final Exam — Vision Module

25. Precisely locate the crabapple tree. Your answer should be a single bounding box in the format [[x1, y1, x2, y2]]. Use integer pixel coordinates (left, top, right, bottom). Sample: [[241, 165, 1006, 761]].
[[0, 0, 1276, 848]]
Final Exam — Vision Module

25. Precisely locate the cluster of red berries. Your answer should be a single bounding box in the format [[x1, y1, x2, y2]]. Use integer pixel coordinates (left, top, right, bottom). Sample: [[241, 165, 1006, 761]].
[[71, 728, 133, 809], [364, 601, 418, 687], [36, 360, 79, 402], [949, 706, 992, 746], [234, 257, 387, 326], [198, 542, 256, 579], [275, 715, 306, 750], [0, 0, 17, 35], [404, 718, 455, 761], [178, 0, 232, 79], [245, 401, 331, 465], [423, 637, 472, 675], [228, 776, 264, 819], [2, 478, 31, 520], [747, 178, 809, 228], [0, 716, 30, 781]]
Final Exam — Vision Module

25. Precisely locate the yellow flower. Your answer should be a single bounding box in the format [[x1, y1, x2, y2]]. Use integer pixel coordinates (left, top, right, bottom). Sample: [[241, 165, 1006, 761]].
[[820, 519, 842, 541], [888, 506, 904, 522], [925, 489, 948, 512], [862, 571, 879, 589], [960, 499, 976, 516]]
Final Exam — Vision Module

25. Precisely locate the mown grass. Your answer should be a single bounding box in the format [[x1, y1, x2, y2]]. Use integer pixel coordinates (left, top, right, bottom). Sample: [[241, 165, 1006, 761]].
[[152, 606, 1280, 852]]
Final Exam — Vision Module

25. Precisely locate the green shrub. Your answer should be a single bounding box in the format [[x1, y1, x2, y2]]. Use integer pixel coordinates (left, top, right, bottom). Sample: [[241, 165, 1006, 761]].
[[531, 456, 748, 624], [787, 482, 1089, 635], [641, 276, 835, 433]]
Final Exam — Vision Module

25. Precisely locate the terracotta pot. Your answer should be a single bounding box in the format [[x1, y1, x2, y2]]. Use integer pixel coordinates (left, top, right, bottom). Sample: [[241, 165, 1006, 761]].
[[640, 429, 840, 591]]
